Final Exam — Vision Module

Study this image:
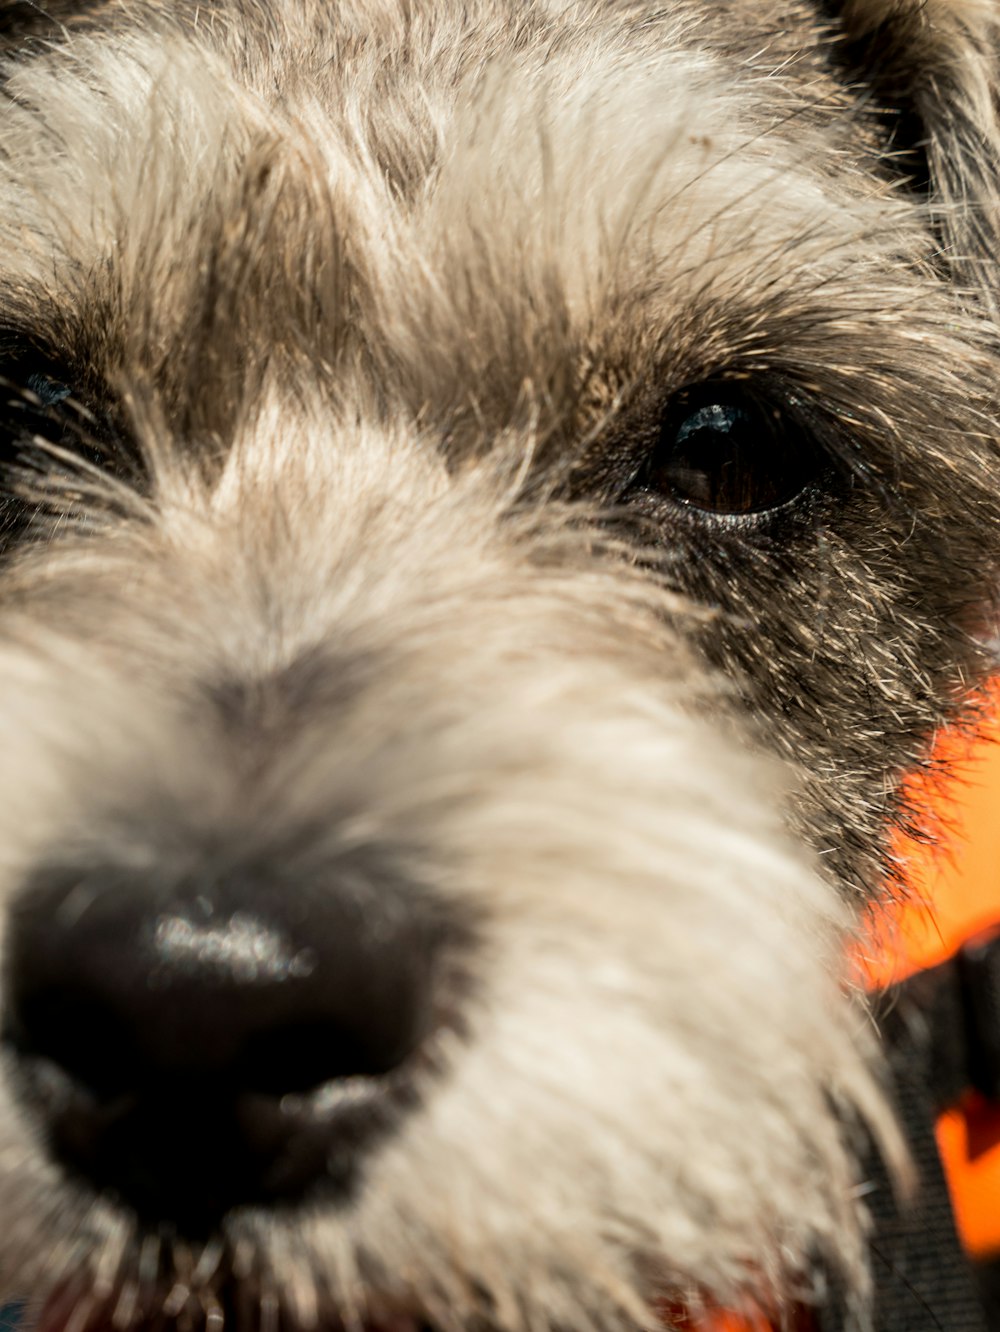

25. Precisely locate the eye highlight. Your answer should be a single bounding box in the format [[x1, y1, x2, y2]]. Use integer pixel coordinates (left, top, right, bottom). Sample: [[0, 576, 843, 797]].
[[638, 382, 827, 518], [24, 372, 72, 408]]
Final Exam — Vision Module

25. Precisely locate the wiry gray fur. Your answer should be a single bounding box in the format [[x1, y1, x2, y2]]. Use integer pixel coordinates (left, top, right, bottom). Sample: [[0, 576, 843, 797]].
[[0, 1, 996, 1330]]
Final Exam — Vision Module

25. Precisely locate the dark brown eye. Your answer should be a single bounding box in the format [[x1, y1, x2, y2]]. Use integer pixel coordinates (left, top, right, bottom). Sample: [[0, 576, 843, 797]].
[[0, 350, 116, 470], [0, 358, 78, 453], [0, 345, 136, 552], [641, 383, 825, 516]]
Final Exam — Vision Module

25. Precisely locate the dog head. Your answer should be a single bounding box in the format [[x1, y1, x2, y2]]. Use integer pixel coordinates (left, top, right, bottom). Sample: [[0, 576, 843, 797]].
[[0, 2, 997, 1329]]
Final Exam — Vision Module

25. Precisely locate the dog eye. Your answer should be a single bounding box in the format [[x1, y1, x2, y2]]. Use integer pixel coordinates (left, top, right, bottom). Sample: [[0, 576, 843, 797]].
[[0, 351, 117, 476], [0, 354, 127, 549], [23, 372, 72, 409], [639, 383, 825, 516], [0, 362, 80, 450]]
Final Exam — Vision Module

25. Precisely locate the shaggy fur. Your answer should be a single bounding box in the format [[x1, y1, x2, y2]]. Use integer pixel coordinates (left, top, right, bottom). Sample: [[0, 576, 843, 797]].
[[0, 1, 997, 1329]]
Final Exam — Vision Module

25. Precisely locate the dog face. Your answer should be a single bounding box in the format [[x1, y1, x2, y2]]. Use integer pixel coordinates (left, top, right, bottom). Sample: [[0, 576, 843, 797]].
[[0, 2, 997, 1329]]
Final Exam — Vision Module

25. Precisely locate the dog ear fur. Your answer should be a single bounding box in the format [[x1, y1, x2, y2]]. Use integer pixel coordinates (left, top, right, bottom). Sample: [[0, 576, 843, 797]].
[[835, 0, 1000, 307]]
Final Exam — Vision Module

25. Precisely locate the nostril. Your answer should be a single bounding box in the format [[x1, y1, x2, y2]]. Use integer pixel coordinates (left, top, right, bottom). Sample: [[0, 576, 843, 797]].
[[2, 854, 461, 1225], [5, 988, 141, 1099], [8, 994, 400, 1101]]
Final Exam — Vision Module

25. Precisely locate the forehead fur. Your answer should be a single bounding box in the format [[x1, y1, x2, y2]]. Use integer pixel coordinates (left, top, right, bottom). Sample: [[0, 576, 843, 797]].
[[0, 2, 934, 432]]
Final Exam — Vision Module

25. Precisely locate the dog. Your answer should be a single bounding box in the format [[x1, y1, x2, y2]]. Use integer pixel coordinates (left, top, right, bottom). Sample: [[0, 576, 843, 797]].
[[0, 0, 998, 1328]]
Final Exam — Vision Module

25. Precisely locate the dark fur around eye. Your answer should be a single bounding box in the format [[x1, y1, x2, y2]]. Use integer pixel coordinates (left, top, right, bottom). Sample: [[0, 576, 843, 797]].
[[632, 381, 829, 520]]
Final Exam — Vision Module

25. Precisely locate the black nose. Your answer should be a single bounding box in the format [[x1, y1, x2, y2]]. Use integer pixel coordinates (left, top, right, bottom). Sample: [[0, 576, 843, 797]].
[[3, 853, 451, 1230]]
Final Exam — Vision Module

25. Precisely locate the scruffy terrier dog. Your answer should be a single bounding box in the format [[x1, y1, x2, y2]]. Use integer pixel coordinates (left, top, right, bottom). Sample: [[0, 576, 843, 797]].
[[0, 1, 999, 1330]]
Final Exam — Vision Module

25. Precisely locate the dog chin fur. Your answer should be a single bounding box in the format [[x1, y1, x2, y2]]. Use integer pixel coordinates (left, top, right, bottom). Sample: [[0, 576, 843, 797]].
[[0, 2, 998, 1330]]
